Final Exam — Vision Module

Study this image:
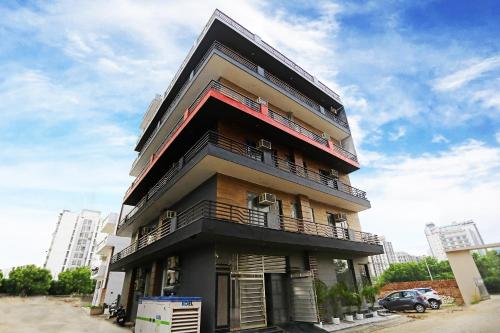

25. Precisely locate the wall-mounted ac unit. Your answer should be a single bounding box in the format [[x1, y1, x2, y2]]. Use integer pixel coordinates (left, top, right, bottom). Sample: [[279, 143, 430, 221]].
[[257, 97, 268, 105], [321, 132, 330, 140], [330, 106, 339, 115], [330, 169, 339, 178], [257, 139, 272, 150], [258, 193, 276, 206], [160, 210, 176, 220], [334, 212, 347, 222]]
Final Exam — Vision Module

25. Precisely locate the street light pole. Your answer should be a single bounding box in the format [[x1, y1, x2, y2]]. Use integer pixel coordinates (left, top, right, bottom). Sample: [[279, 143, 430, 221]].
[[424, 256, 433, 281]]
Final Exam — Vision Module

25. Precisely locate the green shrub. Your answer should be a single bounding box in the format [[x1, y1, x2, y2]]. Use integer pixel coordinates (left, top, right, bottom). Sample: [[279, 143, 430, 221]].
[[484, 276, 500, 293], [6, 265, 52, 296]]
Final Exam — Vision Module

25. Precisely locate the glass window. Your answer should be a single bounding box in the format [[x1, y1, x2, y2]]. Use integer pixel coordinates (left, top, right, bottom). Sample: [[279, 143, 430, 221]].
[[333, 259, 357, 291]]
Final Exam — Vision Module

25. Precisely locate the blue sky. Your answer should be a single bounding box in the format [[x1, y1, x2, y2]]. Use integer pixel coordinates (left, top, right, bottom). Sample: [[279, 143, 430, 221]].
[[1, 0, 499, 268]]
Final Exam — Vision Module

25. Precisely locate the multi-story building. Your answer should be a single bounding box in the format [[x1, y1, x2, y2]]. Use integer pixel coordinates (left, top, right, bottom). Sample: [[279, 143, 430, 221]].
[[425, 221, 484, 261], [91, 213, 131, 306], [369, 236, 397, 277], [44, 209, 101, 278], [395, 251, 418, 263], [109, 10, 382, 332]]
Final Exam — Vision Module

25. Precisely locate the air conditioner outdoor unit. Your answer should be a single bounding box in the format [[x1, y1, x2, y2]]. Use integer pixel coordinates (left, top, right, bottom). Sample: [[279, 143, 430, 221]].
[[321, 132, 330, 140], [258, 193, 276, 206], [334, 212, 347, 222], [257, 139, 272, 150], [161, 210, 176, 220], [330, 106, 339, 115], [330, 169, 339, 178]]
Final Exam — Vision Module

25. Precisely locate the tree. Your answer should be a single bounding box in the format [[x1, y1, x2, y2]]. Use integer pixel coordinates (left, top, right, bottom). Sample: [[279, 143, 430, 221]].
[[55, 267, 95, 295], [473, 251, 500, 293], [7, 265, 52, 296], [379, 258, 454, 284]]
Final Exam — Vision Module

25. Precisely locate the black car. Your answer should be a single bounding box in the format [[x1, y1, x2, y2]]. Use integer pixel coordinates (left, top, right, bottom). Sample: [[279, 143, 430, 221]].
[[379, 290, 429, 313]]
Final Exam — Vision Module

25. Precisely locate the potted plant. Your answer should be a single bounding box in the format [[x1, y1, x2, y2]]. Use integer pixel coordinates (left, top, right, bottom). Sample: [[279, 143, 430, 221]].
[[361, 283, 381, 316], [341, 289, 356, 322], [353, 292, 363, 320], [314, 279, 329, 324], [328, 283, 343, 324]]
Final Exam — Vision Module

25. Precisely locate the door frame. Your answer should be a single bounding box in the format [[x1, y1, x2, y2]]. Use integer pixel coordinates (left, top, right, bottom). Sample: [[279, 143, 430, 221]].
[[215, 272, 231, 331]]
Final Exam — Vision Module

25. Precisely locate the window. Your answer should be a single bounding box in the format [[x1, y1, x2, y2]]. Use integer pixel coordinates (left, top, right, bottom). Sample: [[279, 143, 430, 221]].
[[333, 259, 357, 291]]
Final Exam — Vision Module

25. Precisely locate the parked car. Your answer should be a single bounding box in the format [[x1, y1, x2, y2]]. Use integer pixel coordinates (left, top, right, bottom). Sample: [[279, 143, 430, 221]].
[[379, 290, 429, 313], [413, 287, 442, 309]]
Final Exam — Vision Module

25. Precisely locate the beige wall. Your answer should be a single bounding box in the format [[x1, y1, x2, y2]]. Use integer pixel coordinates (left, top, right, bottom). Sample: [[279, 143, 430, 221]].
[[447, 250, 486, 305]]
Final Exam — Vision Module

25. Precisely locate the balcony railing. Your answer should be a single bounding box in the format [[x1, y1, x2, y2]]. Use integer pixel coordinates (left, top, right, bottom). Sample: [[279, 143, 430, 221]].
[[268, 109, 328, 146], [136, 40, 348, 156], [129, 79, 357, 193], [112, 200, 380, 264], [119, 131, 366, 230], [271, 155, 367, 199]]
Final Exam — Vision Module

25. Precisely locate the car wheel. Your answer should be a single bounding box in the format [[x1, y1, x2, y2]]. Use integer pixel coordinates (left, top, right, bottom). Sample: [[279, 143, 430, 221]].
[[415, 304, 426, 313], [429, 300, 440, 309]]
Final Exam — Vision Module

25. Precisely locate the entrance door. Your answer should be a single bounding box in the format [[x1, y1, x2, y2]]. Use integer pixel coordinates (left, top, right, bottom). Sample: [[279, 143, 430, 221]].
[[231, 272, 267, 331], [290, 271, 319, 323], [265, 273, 288, 325]]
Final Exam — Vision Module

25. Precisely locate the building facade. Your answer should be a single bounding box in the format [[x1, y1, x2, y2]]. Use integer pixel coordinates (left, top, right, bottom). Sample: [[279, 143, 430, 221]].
[[395, 251, 418, 263], [425, 221, 484, 261], [369, 236, 397, 277], [44, 209, 101, 278], [91, 213, 131, 306], [110, 10, 382, 332]]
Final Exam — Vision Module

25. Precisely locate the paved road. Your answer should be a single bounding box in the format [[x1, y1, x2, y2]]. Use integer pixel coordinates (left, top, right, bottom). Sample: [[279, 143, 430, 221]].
[[0, 296, 129, 333], [364, 295, 500, 333]]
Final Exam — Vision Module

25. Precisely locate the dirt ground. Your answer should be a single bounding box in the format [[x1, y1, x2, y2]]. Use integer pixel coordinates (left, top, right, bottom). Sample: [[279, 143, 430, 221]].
[[0, 296, 129, 333], [0, 295, 499, 333], [350, 295, 500, 333]]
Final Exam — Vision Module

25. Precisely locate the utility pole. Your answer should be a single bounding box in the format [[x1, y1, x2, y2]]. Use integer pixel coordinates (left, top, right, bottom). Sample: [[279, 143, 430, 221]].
[[424, 256, 433, 281]]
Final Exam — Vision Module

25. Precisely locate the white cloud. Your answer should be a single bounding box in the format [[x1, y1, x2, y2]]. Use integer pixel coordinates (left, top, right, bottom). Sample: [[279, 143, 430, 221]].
[[389, 126, 406, 141], [433, 56, 500, 91], [432, 134, 449, 144], [355, 139, 500, 254]]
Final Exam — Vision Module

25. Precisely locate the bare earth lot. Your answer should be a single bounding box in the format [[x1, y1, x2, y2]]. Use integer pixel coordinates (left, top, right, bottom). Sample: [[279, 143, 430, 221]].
[[0, 296, 128, 333], [0, 295, 499, 333], [350, 295, 500, 333]]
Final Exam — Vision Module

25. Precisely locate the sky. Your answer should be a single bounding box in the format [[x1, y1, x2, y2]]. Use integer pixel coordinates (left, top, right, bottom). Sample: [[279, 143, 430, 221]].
[[0, 0, 499, 269]]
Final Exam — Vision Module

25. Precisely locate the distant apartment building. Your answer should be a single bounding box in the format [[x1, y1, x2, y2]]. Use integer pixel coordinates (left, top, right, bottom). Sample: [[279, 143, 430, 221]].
[[91, 213, 130, 306], [395, 251, 418, 263], [425, 221, 484, 261], [370, 236, 397, 277], [44, 209, 101, 278]]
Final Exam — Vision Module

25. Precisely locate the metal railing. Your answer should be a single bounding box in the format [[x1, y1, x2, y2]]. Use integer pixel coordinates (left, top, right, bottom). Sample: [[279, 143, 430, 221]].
[[120, 130, 365, 230], [136, 39, 348, 156], [112, 200, 380, 264], [271, 155, 366, 199], [268, 109, 328, 146]]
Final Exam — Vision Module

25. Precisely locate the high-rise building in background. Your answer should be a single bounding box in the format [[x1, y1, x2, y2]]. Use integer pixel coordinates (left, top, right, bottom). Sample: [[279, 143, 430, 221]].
[[425, 221, 484, 261], [395, 251, 418, 263], [109, 10, 383, 331], [91, 213, 131, 306], [369, 236, 397, 277], [44, 209, 101, 278]]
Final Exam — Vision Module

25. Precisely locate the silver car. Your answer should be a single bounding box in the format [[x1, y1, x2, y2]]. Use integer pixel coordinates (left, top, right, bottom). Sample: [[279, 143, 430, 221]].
[[413, 287, 442, 309]]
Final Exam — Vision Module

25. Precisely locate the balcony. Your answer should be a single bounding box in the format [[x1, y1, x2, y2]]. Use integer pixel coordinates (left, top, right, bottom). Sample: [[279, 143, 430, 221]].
[[126, 79, 359, 199], [111, 201, 381, 266], [135, 41, 349, 160], [91, 264, 107, 279], [119, 131, 369, 234]]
